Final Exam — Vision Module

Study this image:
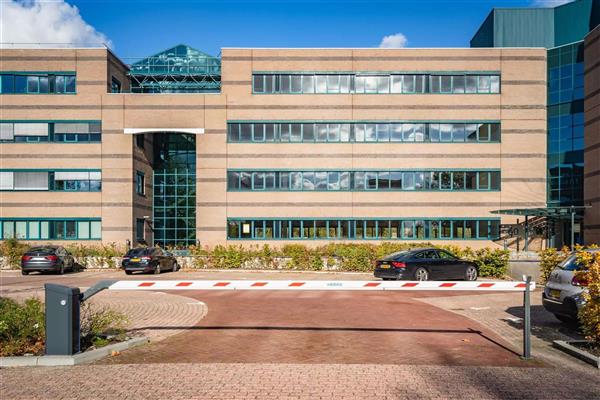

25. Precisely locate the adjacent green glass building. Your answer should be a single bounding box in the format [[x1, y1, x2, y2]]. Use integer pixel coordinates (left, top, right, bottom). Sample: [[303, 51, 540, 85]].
[[472, 0, 599, 244]]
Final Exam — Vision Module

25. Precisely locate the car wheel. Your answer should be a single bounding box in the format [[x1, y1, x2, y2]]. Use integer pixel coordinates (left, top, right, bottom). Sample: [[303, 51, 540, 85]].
[[414, 267, 429, 281], [125, 270, 133, 275], [21, 270, 29, 276], [464, 266, 478, 281], [172, 262, 179, 272], [154, 264, 161, 275]]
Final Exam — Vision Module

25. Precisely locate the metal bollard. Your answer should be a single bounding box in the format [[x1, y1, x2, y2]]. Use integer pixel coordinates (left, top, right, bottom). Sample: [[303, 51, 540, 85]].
[[44, 283, 81, 355], [522, 275, 532, 360]]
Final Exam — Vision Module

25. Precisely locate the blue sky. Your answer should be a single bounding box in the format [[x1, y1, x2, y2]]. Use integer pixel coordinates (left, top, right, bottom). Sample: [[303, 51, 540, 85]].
[[3, 1, 570, 59]]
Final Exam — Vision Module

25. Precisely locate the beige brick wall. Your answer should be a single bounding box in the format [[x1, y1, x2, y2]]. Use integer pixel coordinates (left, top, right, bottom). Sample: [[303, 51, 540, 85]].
[[1, 47, 548, 248], [215, 47, 547, 247]]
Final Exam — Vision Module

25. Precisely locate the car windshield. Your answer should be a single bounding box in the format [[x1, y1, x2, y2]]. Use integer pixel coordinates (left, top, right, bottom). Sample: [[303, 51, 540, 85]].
[[382, 251, 411, 261], [126, 248, 153, 257], [28, 247, 56, 254], [559, 255, 587, 271]]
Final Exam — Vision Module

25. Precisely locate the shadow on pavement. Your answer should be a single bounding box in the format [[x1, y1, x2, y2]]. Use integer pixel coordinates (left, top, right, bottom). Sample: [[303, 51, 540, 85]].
[[504, 305, 583, 344], [128, 325, 521, 357]]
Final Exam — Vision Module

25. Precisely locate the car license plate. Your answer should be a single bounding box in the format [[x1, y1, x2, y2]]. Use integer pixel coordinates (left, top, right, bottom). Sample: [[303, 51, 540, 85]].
[[549, 289, 561, 299], [131, 258, 140, 262], [380, 263, 390, 269], [33, 257, 45, 261]]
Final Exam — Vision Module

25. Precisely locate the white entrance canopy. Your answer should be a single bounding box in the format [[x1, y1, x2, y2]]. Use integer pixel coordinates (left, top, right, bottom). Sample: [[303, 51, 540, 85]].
[[124, 128, 204, 135]]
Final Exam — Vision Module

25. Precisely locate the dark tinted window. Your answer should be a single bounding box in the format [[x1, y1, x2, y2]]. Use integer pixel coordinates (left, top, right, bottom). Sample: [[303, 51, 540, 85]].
[[415, 250, 438, 259], [382, 251, 410, 261], [28, 247, 57, 254], [126, 248, 153, 257], [437, 250, 458, 260]]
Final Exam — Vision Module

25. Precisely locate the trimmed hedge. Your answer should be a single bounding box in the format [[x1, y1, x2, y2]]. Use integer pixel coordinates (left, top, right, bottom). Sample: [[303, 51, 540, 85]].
[[188, 242, 510, 277], [1, 240, 510, 278]]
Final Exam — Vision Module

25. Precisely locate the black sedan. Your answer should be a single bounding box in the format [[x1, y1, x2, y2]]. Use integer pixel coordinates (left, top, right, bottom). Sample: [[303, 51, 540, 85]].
[[21, 246, 76, 275], [374, 248, 478, 281], [122, 247, 179, 275]]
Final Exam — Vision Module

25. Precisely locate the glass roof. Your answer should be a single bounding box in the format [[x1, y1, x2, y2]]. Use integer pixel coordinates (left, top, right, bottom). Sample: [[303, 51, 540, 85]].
[[128, 44, 221, 93], [129, 44, 220, 76], [490, 207, 587, 219]]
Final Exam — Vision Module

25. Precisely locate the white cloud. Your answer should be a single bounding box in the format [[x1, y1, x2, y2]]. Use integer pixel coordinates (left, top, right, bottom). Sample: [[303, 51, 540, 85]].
[[0, 0, 112, 48], [378, 33, 408, 48], [531, 0, 573, 7]]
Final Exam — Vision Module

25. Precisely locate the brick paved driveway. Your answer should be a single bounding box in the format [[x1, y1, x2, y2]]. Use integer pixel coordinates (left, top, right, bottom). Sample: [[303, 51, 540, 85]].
[[3, 270, 599, 400], [2, 363, 600, 400], [99, 290, 529, 366]]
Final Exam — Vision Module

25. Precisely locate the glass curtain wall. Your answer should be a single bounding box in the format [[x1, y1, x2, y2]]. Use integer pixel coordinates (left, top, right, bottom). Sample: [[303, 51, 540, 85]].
[[547, 42, 584, 208], [547, 42, 585, 245], [152, 133, 196, 247]]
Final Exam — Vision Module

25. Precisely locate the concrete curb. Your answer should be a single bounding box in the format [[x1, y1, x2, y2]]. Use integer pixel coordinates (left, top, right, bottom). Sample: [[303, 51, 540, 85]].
[[0, 336, 149, 368], [553, 340, 600, 368]]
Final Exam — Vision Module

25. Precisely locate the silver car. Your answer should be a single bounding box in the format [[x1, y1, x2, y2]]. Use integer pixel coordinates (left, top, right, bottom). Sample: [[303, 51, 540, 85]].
[[542, 249, 597, 323]]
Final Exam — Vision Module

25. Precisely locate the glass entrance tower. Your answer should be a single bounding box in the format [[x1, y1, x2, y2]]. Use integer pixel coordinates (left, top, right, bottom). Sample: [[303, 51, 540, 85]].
[[152, 133, 196, 247]]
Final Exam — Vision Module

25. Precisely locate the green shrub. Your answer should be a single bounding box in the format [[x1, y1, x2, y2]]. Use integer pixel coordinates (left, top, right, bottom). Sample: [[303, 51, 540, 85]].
[[65, 242, 124, 269], [0, 238, 30, 269], [281, 244, 319, 270], [323, 243, 375, 272], [576, 250, 600, 346], [80, 303, 128, 349], [0, 296, 129, 356], [472, 248, 510, 278], [538, 246, 570, 285], [209, 244, 252, 269], [0, 297, 45, 356]]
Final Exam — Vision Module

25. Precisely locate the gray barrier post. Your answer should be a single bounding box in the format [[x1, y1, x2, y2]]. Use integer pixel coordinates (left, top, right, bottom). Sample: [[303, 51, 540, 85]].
[[44, 280, 117, 356], [44, 283, 81, 355], [522, 275, 532, 360]]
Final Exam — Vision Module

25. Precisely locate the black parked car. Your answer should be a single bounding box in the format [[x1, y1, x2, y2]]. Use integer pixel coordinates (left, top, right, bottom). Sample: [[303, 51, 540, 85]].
[[122, 247, 179, 275], [21, 246, 76, 275], [374, 248, 478, 281]]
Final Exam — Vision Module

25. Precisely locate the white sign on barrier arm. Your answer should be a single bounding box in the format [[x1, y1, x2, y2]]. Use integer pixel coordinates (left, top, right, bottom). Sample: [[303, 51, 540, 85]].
[[107, 280, 535, 292]]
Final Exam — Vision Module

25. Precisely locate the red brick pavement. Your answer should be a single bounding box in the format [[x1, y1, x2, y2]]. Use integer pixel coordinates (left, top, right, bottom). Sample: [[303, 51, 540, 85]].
[[2, 363, 599, 400], [99, 290, 534, 366]]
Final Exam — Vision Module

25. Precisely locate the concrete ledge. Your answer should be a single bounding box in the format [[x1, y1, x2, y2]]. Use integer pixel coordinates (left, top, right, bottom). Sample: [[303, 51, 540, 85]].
[[0, 336, 149, 367], [553, 340, 600, 368]]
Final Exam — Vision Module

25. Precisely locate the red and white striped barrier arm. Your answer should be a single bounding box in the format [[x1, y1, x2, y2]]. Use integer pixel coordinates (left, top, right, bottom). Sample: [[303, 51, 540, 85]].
[[108, 280, 535, 292]]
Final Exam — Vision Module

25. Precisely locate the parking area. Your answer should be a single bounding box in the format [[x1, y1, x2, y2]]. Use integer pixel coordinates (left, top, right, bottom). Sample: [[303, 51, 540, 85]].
[[1, 269, 598, 399]]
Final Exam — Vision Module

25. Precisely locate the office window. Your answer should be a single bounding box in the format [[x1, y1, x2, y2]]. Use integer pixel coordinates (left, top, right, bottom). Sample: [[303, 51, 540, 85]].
[[0, 121, 101, 144], [0, 219, 100, 240], [136, 171, 145, 195], [429, 74, 500, 94], [52, 171, 101, 192], [52, 122, 101, 143], [111, 77, 122, 93], [135, 219, 145, 242], [0, 170, 108, 192], [13, 172, 48, 190], [226, 170, 500, 192], [253, 73, 499, 94], [227, 121, 500, 143], [135, 134, 145, 149], [0, 73, 76, 94], [226, 218, 500, 240]]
